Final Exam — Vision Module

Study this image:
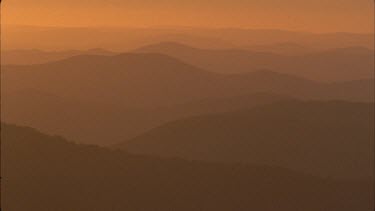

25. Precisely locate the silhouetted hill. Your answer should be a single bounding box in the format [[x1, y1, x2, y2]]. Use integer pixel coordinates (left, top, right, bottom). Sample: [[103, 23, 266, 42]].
[[136, 42, 374, 81], [288, 47, 374, 81], [3, 53, 373, 145], [2, 91, 292, 145], [247, 42, 316, 55], [3, 48, 115, 65], [2, 124, 372, 211], [3, 53, 217, 108], [120, 101, 374, 179], [205, 29, 374, 49], [3, 53, 372, 108], [135, 42, 287, 74]]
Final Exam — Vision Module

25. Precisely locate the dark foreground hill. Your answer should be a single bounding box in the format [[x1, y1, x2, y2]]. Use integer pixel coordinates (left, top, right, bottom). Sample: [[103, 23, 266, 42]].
[[120, 101, 374, 180], [2, 124, 373, 211]]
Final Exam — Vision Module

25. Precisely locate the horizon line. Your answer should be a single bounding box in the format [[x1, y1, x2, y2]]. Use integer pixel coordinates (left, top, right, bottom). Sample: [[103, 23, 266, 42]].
[[4, 24, 374, 35]]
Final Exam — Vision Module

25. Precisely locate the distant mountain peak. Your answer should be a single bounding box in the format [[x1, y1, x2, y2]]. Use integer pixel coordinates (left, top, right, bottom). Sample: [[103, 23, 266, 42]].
[[136, 42, 198, 52]]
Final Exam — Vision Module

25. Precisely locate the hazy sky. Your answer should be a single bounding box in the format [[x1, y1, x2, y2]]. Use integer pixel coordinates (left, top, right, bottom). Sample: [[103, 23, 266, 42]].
[[4, 0, 374, 33]]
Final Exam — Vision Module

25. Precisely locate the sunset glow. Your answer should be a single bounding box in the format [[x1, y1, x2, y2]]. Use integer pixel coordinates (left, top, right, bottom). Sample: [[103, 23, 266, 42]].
[[4, 0, 374, 33]]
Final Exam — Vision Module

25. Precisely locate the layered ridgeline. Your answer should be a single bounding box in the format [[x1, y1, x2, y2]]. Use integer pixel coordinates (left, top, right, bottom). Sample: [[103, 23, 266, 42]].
[[5, 42, 374, 82], [2, 124, 372, 211], [3, 48, 115, 65], [119, 101, 374, 180], [4, 53, 373, 107], [135, 42, 374, 81], [2, 53, 373, 145], [3, 91, 294, 146]]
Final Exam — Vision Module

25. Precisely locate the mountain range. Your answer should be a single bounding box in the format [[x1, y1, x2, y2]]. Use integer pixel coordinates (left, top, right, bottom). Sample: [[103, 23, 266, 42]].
[[136, 42, 374, 81], [4, 52, 373, 108], [5, 41, 374, 82], [3, 48, 115, 65], [2, 123, 372, 211], [3, 53, 374, 145], [119, 101, 374, 180]]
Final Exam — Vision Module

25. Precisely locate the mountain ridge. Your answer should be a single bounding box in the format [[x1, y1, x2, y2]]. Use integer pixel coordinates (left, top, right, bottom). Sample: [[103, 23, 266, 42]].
[[3, 53, 373, 145], [136, 42, 374, 81], [119, 100, 374, 179], [2, 123, 372, 210]]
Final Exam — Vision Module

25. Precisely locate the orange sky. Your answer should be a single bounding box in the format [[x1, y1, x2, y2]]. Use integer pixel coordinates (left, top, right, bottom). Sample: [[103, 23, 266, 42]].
[[3, 0, 374, 33]]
